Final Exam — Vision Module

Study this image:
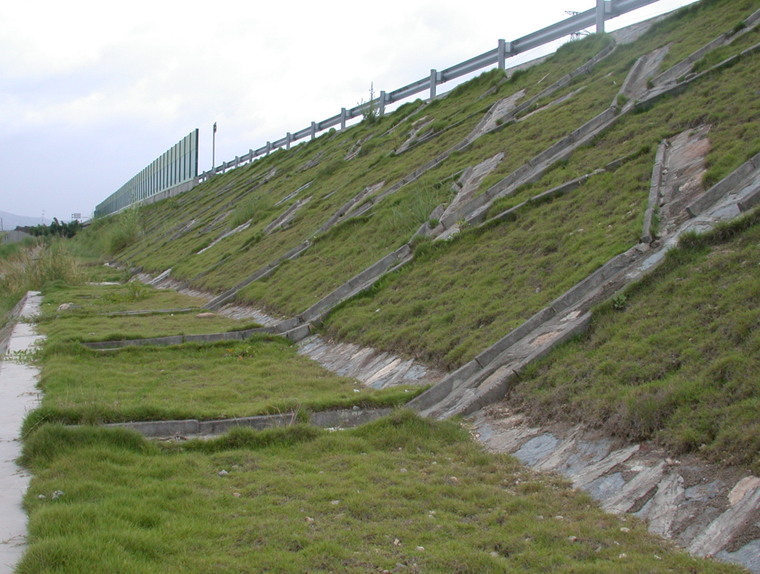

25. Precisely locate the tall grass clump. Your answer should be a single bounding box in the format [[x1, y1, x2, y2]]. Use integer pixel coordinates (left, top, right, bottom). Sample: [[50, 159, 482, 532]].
[[0, 240, 83, 297], [105, 208, 141, 254], [229, 193, 275, 229]]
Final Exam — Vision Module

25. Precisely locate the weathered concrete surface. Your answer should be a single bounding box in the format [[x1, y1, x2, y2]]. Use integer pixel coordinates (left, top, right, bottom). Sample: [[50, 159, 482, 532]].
[[658, 125, 712, 236], [105, 408, 395, 439], [466, 89, 525, 139], [264, 196, 311, 234], [0, 293, 43, 574], [395, 117, 435, 155], [297, 335, 445, 390], [434, 152, 504, 238], [615, 44, 670, 110], [469, 406, 760, 572], [197, 220, 251, 255]]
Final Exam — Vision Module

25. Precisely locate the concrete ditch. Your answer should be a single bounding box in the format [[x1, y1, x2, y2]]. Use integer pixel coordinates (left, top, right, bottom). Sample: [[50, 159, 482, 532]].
[[470, 406, 760, 572], [103, 408, 395, 439], [0, 292, 43, 574]]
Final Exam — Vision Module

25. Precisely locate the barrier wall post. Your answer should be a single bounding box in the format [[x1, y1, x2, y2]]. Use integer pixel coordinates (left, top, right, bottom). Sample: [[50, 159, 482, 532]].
[[430, 69, 437, 99], [379, 91, 386, 117], [341, 107, 347, 130], [597, 0, 605, 33]]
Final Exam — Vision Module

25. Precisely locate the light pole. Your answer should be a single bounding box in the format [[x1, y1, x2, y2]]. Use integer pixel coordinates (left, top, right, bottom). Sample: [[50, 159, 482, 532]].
[[212, 122, 217, 171]]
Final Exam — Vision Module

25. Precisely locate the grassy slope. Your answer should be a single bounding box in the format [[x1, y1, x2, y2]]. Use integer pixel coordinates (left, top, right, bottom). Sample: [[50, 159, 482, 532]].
[[14, 2, 760, 571], [510, 211, 760, 472], [81, 0, 760, 449]]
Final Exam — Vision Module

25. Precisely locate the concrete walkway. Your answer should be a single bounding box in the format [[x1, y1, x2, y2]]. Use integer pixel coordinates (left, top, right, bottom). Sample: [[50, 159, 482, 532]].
[[0, 292, 43, 574]]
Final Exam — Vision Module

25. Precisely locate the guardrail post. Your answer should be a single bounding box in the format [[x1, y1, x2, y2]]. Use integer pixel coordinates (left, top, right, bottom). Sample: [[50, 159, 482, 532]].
[[286, 132, 291, 150], [249, 149, 253, 163], [596, 0, 605, 33], [379, 91, 386, 117], [311, 122, 317, 140], [498, 39, 507, 70], [266, 141, 271, 155], [341, 107, 347, 130], [430, 69, 437, 99]]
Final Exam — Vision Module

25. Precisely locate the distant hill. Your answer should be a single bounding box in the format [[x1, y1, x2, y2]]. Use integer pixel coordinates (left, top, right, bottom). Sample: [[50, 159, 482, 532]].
[[0, 210, 50, 231]]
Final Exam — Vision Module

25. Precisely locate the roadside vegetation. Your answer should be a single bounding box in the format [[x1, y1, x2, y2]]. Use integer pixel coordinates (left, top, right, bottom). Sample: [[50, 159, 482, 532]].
[[510, 209, 760, 472], [8, 0, 760, 571], [17, 412, 743, 574]]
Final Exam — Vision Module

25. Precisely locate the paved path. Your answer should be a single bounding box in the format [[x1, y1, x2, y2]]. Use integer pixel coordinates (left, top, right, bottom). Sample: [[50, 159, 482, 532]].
[[0, 293, 43, 574]]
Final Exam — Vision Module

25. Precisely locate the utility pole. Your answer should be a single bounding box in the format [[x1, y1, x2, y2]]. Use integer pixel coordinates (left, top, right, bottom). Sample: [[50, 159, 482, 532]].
[[212, 122, 217, 171]]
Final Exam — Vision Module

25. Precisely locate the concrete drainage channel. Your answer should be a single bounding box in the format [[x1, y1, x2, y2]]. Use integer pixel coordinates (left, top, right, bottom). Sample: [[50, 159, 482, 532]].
[[0, 292, 43, 574], [103, 408, 395, 439], [470, 407, 760, 572]]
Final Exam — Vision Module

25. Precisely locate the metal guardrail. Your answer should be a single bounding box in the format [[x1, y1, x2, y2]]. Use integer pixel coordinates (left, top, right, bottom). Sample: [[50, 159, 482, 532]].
[[197, 0, 662, 182]]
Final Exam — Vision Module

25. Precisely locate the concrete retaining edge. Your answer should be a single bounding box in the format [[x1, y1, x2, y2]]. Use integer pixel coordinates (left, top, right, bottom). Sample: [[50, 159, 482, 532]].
[[686, 152, 760, 217], [102, 407, 394, 438], [0, 292, 31, 356]]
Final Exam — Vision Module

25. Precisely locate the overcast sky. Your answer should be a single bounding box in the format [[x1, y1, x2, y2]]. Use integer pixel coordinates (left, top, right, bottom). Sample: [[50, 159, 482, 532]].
[[0, 0, 695, 223]]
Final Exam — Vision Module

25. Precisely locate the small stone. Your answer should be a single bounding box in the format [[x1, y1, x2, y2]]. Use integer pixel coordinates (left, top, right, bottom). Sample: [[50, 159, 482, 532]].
[[330, 500, 340, 505], [568, 536, 578, 542], [654, 554, 662, 560], [51, 490, 64, 499], [620, 527, 630, 533], [400, 468, 408, 473], [618, 553, 627, 559], [306, 517, 315, 523], [415, 546, 425, 552], [393, 538, 401, 546], [196, 312, 216, 318], [38, 494, 46, 499], [448, 476, 458, 484], [218, 470, 228, 476], [554, 515, 564, 520], [232, 492, 241, 497]]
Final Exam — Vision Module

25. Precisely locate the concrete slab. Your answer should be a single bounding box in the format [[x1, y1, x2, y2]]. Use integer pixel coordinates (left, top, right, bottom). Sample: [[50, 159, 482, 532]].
[[570, 445, 640, 489], [689, 485, 760, 557], [513, 433, 560, 466], [644, 472, 685, 538], [584, 473, 627, 501], [602, 461, 667, 514], [0, 292, 42, 574], [718, 540, 760, 571]]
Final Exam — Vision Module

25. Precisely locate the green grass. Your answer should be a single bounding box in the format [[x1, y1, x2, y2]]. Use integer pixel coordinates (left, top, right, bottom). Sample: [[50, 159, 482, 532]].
[[238, 181, 455, 315], [510, 210, 760, 472], [37, 282, 208, 319], [324, 156, 650, 369], [36, 278, 260, 344], [37, 311, 262, 344], [17, 412, 743, 574], [27, 336, 421, 429]]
